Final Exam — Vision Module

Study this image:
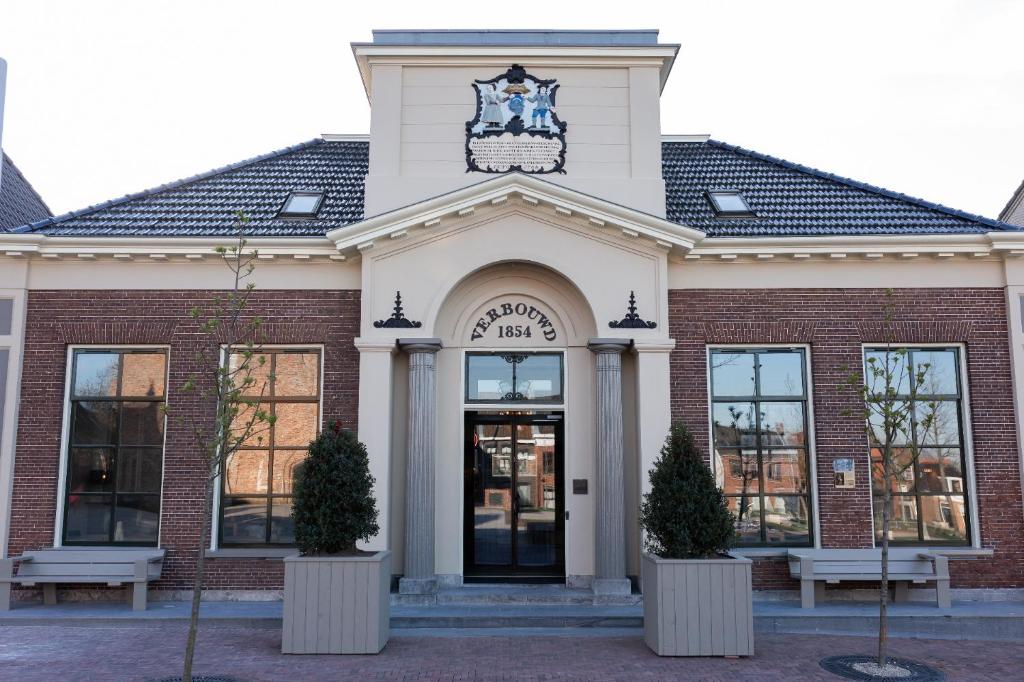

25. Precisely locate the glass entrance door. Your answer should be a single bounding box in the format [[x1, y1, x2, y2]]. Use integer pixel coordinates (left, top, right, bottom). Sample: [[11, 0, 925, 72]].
[[464, 412, 564, 579]]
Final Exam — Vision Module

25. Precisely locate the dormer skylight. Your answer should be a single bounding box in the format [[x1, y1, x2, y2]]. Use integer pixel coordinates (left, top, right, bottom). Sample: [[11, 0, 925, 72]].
[[707, 190, 755, 218], [278, 191, 325, 219]]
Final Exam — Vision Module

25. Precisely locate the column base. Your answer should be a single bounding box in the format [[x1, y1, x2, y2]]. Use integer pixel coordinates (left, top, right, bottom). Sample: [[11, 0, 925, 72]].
[[592, 578, 632, 596], [399, 577, 439, 595]]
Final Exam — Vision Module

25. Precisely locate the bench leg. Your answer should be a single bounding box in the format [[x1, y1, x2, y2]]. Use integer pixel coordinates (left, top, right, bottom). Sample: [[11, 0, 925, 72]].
[[0, 582, 10, 611], [130, 583, 147, 612], [936, 578, 951, 609], [800, 579, 816, 608], [894, 582, 910, 603], [42, 584, 57, 606]]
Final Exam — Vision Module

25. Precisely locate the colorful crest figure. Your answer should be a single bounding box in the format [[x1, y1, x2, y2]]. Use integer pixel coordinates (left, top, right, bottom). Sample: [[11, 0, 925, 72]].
[[466, 64, 568, 174]]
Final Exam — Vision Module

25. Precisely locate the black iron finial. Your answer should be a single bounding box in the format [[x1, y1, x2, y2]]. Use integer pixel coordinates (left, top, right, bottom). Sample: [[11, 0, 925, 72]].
[[374, 291, 422, 329], [609, 290, 657, 329]]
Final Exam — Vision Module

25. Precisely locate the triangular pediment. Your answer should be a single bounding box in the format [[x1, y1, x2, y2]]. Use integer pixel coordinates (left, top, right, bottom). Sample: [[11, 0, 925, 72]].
[[327, 173, 704, 257]]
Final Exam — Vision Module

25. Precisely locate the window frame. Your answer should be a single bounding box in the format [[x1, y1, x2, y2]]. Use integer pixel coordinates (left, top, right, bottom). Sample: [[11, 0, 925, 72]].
[[862, 344, 977, 547], [216, 346, 324, 548], [705, 189, 756, 218], [55, 346, 169, 548], [277, 191, 325, 219], [463, 351, 565, 407], [707, 345, 817, 549]]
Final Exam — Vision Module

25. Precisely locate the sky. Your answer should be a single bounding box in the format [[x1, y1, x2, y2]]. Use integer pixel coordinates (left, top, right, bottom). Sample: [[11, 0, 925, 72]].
[[0, 0, 1021, 220]]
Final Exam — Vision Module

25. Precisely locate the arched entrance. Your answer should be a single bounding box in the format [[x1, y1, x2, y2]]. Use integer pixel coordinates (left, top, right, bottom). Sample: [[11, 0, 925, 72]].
[[432, 262, 597, 582]]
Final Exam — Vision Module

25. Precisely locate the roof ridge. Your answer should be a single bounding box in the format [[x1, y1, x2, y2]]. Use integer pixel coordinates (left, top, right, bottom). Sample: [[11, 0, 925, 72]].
[[2, 152, 53, 218], [682, 139, 1019, 232], [12, 137, 330, 234]]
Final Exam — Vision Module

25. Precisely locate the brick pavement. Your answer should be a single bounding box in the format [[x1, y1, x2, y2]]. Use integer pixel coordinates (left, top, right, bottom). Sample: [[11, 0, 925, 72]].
[[0, 625, 1021, 681]]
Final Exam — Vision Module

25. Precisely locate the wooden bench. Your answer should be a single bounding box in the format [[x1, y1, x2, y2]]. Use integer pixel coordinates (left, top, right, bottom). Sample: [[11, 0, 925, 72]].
[[787, 549, 951, 609], [1, 548, 165, 611]]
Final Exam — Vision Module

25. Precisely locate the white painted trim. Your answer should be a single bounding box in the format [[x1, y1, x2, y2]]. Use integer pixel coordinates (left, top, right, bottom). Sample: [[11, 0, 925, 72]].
[[53, 345, 171, 548], [320, 133, 370, 142], [0, 287, 27, 558], [208, 344, 326, 552], [858, 343, 981, 550], [705, 344, 821, 549], [662, 134, 711, 143]]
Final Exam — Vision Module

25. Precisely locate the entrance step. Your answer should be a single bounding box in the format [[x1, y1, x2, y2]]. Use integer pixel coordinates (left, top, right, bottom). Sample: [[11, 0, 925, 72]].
[[391, 604, 643, 630], [390, 583, 642, 607]]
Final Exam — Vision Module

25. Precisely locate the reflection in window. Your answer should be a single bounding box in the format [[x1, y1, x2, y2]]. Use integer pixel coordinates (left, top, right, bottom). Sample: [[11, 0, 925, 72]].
[[710, 348, 812, 547], [465, 353, 563, 404], [221, 349, 321, 546], [865, 347, 970, 545], [63, 349, 167, 545]]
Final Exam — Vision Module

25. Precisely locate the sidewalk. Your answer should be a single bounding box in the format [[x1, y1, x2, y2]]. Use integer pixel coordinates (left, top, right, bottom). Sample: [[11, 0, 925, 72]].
[[0, 625, 1019, 681]]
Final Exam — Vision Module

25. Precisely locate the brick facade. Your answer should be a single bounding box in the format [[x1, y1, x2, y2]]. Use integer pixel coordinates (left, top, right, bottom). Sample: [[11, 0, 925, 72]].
[[668, 288, 1024, 590], [7, 289, 360, 594]]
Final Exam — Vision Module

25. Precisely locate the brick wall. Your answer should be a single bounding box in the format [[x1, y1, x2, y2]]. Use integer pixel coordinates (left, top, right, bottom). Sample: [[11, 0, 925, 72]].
[[668, 288, 1024, 590], [7, 289, 360, 593]]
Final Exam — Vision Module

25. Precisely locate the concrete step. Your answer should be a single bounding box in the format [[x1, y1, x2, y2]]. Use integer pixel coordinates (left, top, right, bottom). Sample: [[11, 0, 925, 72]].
[[390, 583, 642, 607], [391, 604, 643, 629]]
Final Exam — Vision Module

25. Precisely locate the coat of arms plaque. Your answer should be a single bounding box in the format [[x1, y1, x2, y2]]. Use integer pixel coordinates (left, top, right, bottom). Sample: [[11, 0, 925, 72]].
[[465, 64, 568, 174]]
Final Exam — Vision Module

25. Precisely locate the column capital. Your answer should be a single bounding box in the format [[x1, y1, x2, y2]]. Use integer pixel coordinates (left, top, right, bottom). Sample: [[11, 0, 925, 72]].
[[398, 338, 443, 354], [587, 338, 631, 355]]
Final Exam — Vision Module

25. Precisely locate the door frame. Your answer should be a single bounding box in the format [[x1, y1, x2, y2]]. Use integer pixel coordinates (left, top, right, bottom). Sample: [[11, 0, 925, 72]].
[[463, 410, 566, 581]]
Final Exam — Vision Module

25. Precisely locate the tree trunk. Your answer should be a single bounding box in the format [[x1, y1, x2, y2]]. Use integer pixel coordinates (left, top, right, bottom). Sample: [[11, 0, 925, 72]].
[[183, 473, 215, 682], [879, 486, 890, 667]]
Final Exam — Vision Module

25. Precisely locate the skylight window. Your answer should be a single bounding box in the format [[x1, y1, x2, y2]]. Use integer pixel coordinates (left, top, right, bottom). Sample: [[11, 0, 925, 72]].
[[707, 190, 756, 217], [278, 191, 325, 218]]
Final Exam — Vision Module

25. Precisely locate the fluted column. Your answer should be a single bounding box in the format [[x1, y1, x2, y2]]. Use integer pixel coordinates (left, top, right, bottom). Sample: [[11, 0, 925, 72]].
[[589, 338, 632, 596], [398, 338, 442, 595]]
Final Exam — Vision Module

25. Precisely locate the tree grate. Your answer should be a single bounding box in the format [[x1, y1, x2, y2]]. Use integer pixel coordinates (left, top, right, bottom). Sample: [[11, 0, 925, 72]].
[[820, 655, 944, 681]]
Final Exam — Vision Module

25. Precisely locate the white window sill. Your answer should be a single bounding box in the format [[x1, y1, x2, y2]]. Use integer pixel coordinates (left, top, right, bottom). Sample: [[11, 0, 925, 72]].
[[729, 547, 994, 559]]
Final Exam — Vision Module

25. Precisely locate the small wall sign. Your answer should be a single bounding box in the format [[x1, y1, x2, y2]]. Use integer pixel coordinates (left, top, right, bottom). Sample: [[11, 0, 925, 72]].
[[833, 457, 855, 489], [470, 300, 558, 342], [465, 64, 568, 174], [572, 479, 588, 495]]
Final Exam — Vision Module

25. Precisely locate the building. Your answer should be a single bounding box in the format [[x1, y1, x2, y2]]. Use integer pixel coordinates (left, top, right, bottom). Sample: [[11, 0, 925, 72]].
[[0, 58, 52, 231], [1, 30, 1023, 601], [1001, 180, 1024, 227]]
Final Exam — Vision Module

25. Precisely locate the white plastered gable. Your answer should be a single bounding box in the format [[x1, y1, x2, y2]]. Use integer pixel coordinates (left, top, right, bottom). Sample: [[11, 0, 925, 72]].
[[327, 173, 703, 343]]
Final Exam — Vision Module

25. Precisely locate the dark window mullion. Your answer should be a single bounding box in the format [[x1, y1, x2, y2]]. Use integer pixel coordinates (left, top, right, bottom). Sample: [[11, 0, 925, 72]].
[[752, 353, 767, 544], [264, 353, 278, 544]]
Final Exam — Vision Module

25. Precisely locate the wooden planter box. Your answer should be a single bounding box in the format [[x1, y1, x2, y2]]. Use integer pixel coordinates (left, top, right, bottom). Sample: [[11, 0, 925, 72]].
[[641, 552, 754, 657], [282, 551, 390, 654]]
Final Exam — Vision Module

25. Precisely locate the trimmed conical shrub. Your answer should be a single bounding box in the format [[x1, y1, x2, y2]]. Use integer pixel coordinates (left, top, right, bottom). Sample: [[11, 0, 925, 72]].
[[292, 422, 379, 555], [639, 422, 736, 559]]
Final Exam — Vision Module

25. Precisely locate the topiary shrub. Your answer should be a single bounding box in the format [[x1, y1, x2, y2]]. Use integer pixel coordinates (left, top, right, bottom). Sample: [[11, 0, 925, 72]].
[[639, 422, 736, 559], [292, 422, 379, 555]]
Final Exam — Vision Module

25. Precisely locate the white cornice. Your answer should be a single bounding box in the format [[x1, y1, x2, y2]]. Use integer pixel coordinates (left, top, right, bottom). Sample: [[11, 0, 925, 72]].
[[680, 232, 1024, 262], [0, 234, 341, 261], [350, 44, 679, 98], [662, 134, 711, 143], [326, 173, 704, 255]]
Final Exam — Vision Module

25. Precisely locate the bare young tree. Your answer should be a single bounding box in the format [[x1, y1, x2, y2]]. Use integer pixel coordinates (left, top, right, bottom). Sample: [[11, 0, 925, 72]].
[[171, 211, 274, 682], [845, 289, 937, 668]]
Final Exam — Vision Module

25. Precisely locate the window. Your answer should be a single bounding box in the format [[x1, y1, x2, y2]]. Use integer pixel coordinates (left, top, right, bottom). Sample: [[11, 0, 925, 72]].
[[277, 191, 325, 218], [710, 348, 812, 547], [220, 349, 321, 546], [707, 190, 755, 217], [62, 349, 167, 545], [864, 347, 971, 545], [465, 352, 563, 404]]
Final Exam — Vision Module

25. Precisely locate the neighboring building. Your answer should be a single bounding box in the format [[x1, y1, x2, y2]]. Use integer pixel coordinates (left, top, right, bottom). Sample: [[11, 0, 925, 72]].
[[1, 30, 1023, 601], [0, 57, 52, 231], [1000, 180, 1024, 227], [0, 153, 51, 231]]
